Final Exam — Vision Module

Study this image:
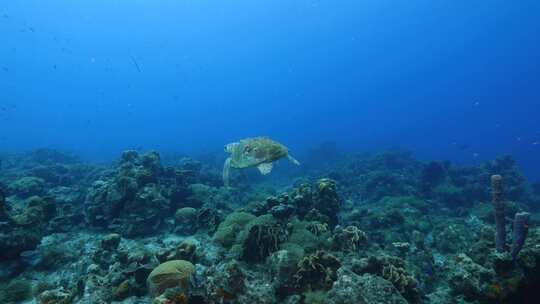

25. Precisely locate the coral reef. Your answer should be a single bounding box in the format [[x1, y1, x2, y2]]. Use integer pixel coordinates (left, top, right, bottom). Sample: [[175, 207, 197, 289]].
[[0, 279, 32, 303], [0, 148, 539, 304], [174, 207, 198, 235], [327, 269, 408, 304]]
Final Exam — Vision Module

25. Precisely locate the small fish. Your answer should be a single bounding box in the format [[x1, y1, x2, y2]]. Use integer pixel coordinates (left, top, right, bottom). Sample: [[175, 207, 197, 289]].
[[130, 55, 141, 72]]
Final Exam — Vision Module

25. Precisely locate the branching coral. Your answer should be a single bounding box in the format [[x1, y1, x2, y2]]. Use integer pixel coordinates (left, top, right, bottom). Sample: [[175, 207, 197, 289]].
[[240, 221, 283, 262], [294, 250, 341, 291], [353, 255, 419, 301], [331, 225, 367, 252], [204, 260, 245, 303], [305, 221, 329, 236]]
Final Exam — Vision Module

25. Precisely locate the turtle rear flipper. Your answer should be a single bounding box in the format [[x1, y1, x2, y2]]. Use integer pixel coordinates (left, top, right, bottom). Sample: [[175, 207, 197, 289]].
[[287, 155, 300, 166], [223, 157, 232, 187]]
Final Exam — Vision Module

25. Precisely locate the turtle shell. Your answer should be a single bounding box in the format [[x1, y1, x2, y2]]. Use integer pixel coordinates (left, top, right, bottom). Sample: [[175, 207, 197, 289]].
[[228, 137, 289, 169]]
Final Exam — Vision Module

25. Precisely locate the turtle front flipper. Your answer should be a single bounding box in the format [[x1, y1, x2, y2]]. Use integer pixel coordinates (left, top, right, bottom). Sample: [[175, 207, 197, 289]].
[[257, 162, 273, 175], [223, 157, 232, 187], [287, 155, 300, 166]]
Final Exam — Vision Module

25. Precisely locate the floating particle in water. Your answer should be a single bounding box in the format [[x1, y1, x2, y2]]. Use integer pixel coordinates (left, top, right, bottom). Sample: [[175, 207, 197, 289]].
[[451, 142, 469, 150], [91, 57, 96, 63], [0, 104, 16, 112], [458, 143, 470, 151], [533, 142, 539, 146], [472, 153, 479, 158]]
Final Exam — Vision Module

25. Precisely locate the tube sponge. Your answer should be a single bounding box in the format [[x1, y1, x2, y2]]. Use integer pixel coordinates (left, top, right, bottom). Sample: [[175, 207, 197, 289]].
[[511, 212, 530, 260], [491, 175, 507, 253]]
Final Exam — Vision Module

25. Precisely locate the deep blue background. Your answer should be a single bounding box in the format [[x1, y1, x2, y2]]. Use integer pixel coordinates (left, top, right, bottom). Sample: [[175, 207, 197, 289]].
[[1, 1, 539, 179]]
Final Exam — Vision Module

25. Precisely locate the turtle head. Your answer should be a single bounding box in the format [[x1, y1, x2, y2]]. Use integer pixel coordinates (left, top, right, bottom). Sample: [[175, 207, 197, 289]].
[[225, 142, 239, 154]]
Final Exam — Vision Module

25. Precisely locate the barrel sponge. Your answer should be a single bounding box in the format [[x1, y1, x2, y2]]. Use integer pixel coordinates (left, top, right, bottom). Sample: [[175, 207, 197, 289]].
[[147, 260, 195, 296]]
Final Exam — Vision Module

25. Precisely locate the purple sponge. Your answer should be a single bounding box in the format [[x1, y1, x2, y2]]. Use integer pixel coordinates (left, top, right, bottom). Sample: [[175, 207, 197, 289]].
[[491, 175, 507, 253], [511, 212, 530, 260]]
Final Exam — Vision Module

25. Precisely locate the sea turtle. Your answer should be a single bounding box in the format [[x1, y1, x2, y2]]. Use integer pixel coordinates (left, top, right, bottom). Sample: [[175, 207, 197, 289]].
[[223, 137, 300, 187]]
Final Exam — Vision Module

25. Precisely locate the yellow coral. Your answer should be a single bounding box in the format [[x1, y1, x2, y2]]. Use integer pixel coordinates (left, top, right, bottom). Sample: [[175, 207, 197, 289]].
[[486, 283, 504, 300]]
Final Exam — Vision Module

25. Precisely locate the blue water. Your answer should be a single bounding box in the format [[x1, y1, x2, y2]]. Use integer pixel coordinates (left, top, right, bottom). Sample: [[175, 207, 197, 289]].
[[1, 1, 539, 178]]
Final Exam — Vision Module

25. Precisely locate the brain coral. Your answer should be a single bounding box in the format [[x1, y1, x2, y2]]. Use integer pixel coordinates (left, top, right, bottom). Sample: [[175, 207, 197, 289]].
[[147, 260, 195, 296]]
